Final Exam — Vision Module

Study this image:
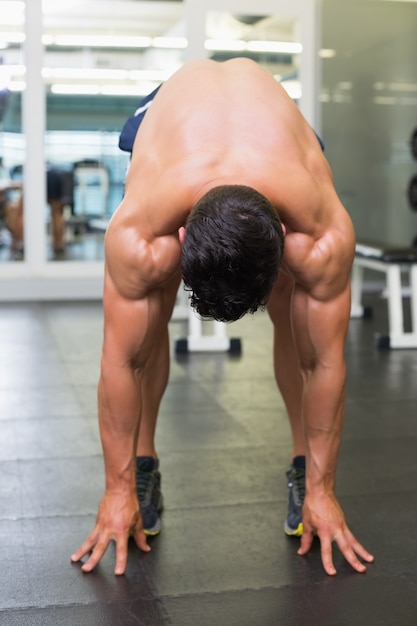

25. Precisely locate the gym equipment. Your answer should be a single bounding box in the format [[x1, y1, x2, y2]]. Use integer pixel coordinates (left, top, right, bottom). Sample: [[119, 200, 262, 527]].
[[172, 284, 242, 356], [410, 127, 417, 160], [407, 175, 417, 211], [351, 241, 417, 349]]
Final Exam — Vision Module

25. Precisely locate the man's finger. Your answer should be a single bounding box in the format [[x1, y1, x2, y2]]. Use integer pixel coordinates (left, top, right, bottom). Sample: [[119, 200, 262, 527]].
[[70, 533, 98, 564], [114, 537, 129, 576], [297, 529, 314, 556], [335, 531, 371, 573], [80, 538, 110, 573], [133, 528, 151, 553], [344, 530, 375, 564], [319, 536, 337, 576]]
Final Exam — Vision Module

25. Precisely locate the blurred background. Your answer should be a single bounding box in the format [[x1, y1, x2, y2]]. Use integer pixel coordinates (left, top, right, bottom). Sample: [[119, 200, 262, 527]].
[[0, 0, 416, 299]]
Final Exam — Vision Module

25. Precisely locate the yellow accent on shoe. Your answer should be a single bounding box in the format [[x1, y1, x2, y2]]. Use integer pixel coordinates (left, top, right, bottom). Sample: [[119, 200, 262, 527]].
[[144, 528, 161, 537], [284, 522, 303, 537]]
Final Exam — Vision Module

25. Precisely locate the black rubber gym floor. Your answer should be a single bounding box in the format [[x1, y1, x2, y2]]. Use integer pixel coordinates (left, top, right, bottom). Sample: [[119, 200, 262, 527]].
[[0, 294, 416, 625]]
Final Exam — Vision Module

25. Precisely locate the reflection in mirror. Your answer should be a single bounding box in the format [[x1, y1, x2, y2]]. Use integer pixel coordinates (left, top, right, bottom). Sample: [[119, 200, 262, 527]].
[[0, 0, 25, 262], [205, 12, 301, 101], [42, 0, 185, 262], [44, 132, 129, 262]]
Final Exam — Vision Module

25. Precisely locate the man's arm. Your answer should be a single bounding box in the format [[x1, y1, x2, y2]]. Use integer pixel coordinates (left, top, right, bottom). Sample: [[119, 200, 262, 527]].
[[291, 279, 374, 575], [70, 267, 168, 574]]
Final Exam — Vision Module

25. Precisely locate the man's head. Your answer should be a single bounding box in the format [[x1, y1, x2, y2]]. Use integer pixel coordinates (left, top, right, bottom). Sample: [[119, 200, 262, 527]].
[[181, 184, 285, 322]]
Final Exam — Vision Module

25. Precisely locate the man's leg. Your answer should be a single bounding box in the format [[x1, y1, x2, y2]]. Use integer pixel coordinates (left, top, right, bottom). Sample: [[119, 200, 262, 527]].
[[267, 272, 305, 458], [49, 199, 65, 256], [47, 170, 66, 257], [136, 321, 171, 459], [267, 272, 306, 536], [135, 274, 181, 534], [5, 194, 24, 257]]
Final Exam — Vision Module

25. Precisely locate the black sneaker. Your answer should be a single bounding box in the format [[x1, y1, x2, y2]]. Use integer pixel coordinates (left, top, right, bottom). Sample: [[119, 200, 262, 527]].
[[284, 456, 305, 537], [136, 456, 163, 536]]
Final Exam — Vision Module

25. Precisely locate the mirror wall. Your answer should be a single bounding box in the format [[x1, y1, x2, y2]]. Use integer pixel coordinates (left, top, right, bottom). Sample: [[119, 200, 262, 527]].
[[0, 0, 25, 261], [1, 0, 186, 265], [42, 0, 186, 263], [205, 12, 301, 100], [322, 0, 417, 246], [0, 0, 319, 299]]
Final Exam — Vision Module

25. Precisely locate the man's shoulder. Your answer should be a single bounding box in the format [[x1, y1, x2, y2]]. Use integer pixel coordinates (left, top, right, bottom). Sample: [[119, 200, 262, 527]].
[[283, 218, 354, 298], [105, 218, 182, 301]]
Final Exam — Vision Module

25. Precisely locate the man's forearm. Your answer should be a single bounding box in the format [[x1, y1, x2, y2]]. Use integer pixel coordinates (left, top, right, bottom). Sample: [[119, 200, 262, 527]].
[[98, 363, 142, 492], [302, 364, 346, 494]]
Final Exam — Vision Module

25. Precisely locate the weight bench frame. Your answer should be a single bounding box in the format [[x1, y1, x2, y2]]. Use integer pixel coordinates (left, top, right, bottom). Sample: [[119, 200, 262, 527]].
[[351, 242, 417, 349]]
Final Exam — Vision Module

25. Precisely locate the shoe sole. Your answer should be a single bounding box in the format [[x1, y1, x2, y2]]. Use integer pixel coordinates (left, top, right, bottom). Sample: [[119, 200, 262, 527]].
[[284, 522, 303, 537], [143, 515, 162, 536]]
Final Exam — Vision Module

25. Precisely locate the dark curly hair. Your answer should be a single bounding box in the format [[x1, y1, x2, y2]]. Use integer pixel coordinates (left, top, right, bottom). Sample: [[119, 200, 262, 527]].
[[181, 185, 285, 322]]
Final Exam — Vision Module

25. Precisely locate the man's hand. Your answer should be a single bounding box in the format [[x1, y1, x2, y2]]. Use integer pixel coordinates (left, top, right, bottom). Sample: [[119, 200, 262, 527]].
[[298, 492, 374, 575], [71, 490, 150, 575]]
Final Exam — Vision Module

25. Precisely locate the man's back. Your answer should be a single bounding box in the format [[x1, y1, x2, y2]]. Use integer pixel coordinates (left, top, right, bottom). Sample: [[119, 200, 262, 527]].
[[113, 58, 353, 299], [128, 58, 328, 219]]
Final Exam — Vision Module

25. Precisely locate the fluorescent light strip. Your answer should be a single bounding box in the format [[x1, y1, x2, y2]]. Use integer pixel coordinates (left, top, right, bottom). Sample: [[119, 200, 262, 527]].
[[152, 37, 187, 49], [0, 0, 24, 26], [42, 68, 129, 80], [7, 81, 25, 92], [205, 39, 246, 51], [50, 83, 161, 97], [100, 83, 159, 96], [281, 81, 302, 100], [48, 35, 186, 49], [0, 64, 26, 76], [247, 40, 302, 54], [50, 35, 152, 48], [0, 32, 25, 44], [205, 39, 302, 54], [319, 48, 336, 59], [388, 82, 417, 92], [1, 30, 302, 55], [51, 84, 100, 95], [2, 65, 173, 84], [128, 69, 173, 82]]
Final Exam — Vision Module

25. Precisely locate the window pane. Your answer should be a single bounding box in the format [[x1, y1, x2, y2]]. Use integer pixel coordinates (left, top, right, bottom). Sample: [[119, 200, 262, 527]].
[[0, 0, 25, 262], [42, 0, 185, 261], [322, 0, 417, 245], [206, 13, 301, 101]]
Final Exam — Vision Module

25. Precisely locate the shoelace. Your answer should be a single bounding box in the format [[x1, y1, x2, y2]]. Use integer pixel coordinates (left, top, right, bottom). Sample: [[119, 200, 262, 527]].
[[291, 467, 306, 501], [137, 470, 158, 506]]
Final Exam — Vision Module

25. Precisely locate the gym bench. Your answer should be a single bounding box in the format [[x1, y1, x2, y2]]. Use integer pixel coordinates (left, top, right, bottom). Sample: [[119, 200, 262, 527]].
[[172, 285, 242, 355], [351, 241, 417, 349]]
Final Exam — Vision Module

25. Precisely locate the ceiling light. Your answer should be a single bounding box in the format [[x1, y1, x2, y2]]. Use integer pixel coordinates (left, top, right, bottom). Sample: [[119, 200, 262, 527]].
[[205, 39, 246, 51], [7, 81, 25, 92], [51, 35, 152, 48], [0, 32, 25, 44], [0, 1, 24, 26], [0, 64, 26, 77], [247, 41, 302, 54], [51, 83, 100, 95], [281, 81, 302, 100], [373, 96, 397, 105], [100, 84, 159, 97], [128, 69, 173, 82], [152, 37, 187, 49], [388, 82, 417, 92], [42, 68, 129, 81], [319, 49, 336, 59]]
